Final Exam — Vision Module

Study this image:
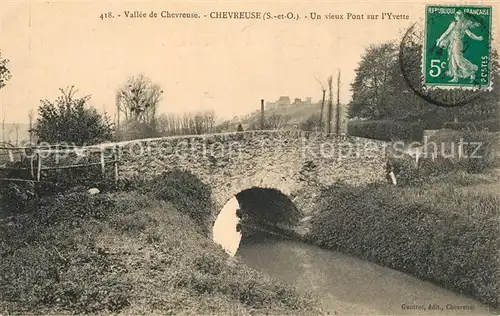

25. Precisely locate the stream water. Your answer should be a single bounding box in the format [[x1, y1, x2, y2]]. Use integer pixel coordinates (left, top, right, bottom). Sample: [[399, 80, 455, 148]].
[[236, 238, 495, 315]]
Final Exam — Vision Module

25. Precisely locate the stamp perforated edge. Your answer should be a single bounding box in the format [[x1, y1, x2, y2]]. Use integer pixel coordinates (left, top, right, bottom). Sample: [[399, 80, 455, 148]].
[[421, 3, 495, 92]]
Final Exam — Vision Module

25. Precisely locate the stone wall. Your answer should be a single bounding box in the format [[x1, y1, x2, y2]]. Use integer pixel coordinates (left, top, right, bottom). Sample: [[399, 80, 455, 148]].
[[113, 130, 388, 215]]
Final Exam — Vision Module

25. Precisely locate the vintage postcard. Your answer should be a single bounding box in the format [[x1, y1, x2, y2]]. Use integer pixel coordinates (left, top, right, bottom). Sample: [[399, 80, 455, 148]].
[[0, 1, 499, 315]]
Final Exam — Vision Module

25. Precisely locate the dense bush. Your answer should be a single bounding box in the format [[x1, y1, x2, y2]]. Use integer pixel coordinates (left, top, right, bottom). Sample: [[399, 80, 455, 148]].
[[443, 119, 500, 132], [0, 176, 116, 216], [149, 169, 214, 234], [426, 130, 499, 173], [0, 168, 118, 217], [36, 86, 114, 145], [0, 182, 35, 214], [300, 114, 322, 132], [347, 120, 424, 142], [0, 192, 132, 314], [0, 146, 125, 201], [386, 152, 476, 187], [0, 50, 12, 90], [308, 182, 500, 309]]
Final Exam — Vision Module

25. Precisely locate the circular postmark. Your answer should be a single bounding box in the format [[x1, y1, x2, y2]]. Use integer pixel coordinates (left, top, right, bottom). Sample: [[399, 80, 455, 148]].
[[399, 6, 493, 107]]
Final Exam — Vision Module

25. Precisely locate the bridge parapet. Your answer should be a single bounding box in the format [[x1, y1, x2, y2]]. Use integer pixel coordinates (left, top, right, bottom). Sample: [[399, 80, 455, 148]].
[[112, 131, 388, 217]]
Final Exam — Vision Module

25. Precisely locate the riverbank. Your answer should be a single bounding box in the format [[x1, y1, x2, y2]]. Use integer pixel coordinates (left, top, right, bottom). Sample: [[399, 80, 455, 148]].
[[0, 189, 323, 315]]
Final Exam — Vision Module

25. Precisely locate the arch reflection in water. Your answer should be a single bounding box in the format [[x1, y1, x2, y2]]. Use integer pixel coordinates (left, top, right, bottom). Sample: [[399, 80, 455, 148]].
[[212, 196, 242, 256]]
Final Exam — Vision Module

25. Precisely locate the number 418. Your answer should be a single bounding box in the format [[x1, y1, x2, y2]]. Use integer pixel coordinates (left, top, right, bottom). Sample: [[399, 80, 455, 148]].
[[99, 12, 114, 19]]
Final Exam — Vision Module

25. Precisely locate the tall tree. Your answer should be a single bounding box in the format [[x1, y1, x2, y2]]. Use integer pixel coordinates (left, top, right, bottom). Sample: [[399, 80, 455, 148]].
[[336, 69, 341, 134], [36, 86, 114, 145], [116, 74, 163, 123], [326, 75, 333, 134], [116, 74, 164, 139], [315, 77, 326, 131], [348, 42, 398, 119], [349, 28, 499, 128], [462, 50, 500, 121]]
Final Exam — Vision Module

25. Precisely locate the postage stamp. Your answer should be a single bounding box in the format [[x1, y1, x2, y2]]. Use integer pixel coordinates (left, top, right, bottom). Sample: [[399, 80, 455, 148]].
[[423, 5, 493, 89]]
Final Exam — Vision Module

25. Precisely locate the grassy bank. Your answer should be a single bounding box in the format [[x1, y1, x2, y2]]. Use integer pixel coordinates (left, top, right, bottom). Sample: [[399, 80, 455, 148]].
[[307, 182, 500, 310], [0, 178, 323, 315]]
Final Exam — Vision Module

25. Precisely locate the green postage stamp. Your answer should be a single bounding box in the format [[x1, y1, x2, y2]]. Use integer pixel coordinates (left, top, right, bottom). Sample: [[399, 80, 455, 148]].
[[424, 5, 493, 89]]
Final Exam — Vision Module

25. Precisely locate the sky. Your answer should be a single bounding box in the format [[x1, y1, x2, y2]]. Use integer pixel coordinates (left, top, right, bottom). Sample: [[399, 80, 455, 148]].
[[0, 0, 498, 124]]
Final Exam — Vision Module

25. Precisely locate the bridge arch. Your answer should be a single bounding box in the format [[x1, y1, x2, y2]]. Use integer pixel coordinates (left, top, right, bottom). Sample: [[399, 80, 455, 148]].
[[213, 186, 301, 256], [114, 130, 388, 233]]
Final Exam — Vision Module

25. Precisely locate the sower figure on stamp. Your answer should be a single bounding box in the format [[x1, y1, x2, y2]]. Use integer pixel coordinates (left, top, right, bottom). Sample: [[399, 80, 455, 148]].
[[436, 11, 483, 83]]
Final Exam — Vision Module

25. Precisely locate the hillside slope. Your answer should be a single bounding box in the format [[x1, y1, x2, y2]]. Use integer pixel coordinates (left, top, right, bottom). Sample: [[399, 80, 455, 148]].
[[0, 190, 323, 315]]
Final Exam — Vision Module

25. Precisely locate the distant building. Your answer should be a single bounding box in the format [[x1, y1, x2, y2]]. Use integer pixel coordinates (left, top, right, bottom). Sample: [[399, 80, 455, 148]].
[[277, 96, 291, 107]]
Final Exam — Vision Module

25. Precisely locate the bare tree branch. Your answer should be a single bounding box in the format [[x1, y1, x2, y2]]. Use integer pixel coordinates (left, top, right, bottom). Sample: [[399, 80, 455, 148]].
[[117, 74, 163, 124]]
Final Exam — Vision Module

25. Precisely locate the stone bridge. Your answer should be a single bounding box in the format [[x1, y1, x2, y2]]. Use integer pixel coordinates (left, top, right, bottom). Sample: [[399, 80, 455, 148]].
[[112, 130, 388, 222]]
